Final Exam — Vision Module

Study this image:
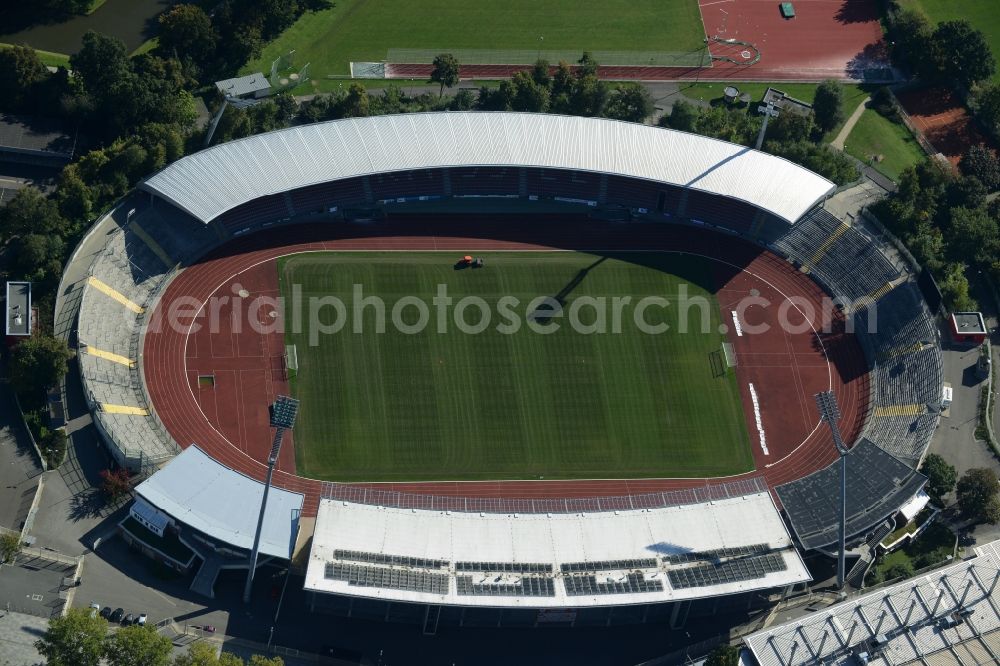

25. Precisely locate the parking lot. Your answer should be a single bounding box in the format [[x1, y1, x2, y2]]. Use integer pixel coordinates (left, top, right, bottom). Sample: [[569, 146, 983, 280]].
[[0, 551, 77, 619]]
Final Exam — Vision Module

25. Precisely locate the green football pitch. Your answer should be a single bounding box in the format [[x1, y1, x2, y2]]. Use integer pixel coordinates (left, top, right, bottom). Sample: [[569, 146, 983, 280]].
[[245, 0, 707, 79], [278, 252, 752, 482]]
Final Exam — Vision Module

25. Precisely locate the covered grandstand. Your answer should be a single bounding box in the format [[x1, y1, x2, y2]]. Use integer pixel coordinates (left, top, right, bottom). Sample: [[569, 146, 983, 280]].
[[53, 112, 945, 619], [306, 484, 809, 625]]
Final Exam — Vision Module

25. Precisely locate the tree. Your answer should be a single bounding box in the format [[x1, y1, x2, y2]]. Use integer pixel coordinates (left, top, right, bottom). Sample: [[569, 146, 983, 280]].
[[508, 71, 549, 112], [931, 20, 996, 88], [530, 59, 551, 87], [247, 656, 284, 666], [957, 468, 1000, 523], [973, 83, 1000, 137], [70, 31, 131, 103], [339, 82, 371, 117], [812, 79, 845, 133], [662, 99, 699, 132], [766, 111, 814, 143], [0, 531, 22, 564], [604, 83, 653, 123], [158, 4, 217, 66], [947, 205, 1000, 265], [704, 644, 740, 666], [889, 8, 934, 75], [104, 625, 173, 666], [577, 52, 599, 78], [567, 74, 609, 117], [920, 454, 957, 503], [173, 643, 246, 666], [9, 335, 72, 399], [430, 53, 460, 98], [0, 45, 48, 112], [0, 185, 68, 243], [938, 262, 978, 311], [35, 608, 107, 666], [100, 468, 133, 501], [960, 145, 1000, 191], [884, 560, 915, 581]]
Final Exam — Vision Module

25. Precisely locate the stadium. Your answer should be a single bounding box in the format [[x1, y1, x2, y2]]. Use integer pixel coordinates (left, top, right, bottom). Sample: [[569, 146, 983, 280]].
[[55, 112, 942, 629]]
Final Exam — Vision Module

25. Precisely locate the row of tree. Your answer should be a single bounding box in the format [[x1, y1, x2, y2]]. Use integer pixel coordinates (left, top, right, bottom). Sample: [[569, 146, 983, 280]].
[[869, 157, 1000, 309], [36, 608, 283, 666]]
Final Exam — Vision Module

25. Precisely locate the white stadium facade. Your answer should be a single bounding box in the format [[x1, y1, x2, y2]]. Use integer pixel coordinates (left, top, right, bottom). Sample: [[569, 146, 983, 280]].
[[53, 112, 943, 630]]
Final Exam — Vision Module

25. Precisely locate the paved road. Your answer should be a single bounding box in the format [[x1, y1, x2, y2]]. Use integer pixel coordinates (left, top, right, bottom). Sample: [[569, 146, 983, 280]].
[[0, 380, 43, 533]]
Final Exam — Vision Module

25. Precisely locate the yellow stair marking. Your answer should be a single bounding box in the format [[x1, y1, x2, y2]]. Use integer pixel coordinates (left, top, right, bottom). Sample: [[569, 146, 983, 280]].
[[853, 281, 897, 311], [84, 346, 135, 368], [807, 222, 850, 268], [129, 220, 176, 269], [87, 276, 144, 314], [876, 341, 925, 363], [873, 404, 925, 418], [100, 403, 148, 416]]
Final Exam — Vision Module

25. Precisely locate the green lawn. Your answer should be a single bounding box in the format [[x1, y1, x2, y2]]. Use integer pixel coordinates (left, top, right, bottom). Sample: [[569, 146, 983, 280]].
[[901, 0, 1000, 82], [844, 108, 926, 180], [279, 251, 752, 482], [245, 0, 706, 82], [0, 42, 70, 69]]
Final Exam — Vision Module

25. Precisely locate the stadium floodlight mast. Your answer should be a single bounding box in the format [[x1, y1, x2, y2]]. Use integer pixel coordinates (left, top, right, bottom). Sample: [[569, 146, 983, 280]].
[[755, 100, 780, 150], [815, 390, 849, 590], [242, 395, 300, 604]]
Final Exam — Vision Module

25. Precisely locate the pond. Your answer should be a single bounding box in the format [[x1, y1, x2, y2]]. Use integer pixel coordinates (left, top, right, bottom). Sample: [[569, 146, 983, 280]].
[[0, 0, 172, 55]]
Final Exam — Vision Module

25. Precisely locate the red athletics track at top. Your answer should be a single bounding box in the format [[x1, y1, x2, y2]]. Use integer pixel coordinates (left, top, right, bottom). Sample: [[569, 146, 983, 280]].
[[386, 1, 885, 81], [143, 218, 869, 517]]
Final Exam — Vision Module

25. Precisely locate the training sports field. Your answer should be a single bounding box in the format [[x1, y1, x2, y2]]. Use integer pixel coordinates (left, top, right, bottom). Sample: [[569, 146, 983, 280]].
[[278, 251, 752, 482], [246, 0, 705, 79]]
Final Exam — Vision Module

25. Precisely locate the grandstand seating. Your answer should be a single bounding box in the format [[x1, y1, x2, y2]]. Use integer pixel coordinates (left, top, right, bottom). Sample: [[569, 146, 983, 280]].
[[776, 439, 928, 550], [77, 200, 222, 471], [685, 190, 757, 234], [604, 176, 663, 211], [450, 167, 519, 197], [216, 194, 289, 234], [287, 178, 368, 215], [370, 169, 445, 201], [525, 168, 600, 201]]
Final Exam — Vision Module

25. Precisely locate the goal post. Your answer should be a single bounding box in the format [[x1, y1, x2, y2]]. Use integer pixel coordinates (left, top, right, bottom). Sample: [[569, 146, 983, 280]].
[[284, 344, 298, 380], [722, 342, 737, 369]]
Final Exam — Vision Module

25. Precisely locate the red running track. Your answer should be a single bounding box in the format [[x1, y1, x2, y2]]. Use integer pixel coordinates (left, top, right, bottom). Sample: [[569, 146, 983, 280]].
[[143, 218, 869, 516], [386, 1, 885, 82]]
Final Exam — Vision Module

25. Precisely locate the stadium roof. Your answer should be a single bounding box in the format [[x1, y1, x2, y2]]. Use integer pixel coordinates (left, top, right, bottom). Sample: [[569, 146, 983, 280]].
[[140, 112, 836, 225], [134, 445, 303, 560], [744, 539, 1000, 666], [304, 492, 810, 608]]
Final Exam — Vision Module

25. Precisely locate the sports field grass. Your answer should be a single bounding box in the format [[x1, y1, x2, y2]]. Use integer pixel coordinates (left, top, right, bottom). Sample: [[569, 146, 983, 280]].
[[900, 0, 1000, 82], [278, 251, 753, 482], [245, 0, 706, 80], [844, 108, 926, 180]]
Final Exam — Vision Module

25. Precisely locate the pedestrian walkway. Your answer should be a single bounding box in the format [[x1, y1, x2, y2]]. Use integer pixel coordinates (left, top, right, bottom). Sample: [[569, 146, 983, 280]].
[[831, 97, 870, 150]]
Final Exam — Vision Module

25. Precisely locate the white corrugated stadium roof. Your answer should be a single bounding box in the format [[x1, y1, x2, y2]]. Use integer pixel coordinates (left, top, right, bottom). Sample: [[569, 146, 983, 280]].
[[140, 112, 835, 224], [744, 540, 1000, 666], [135, 446, 303, 560], [305, 492, 810, 608]]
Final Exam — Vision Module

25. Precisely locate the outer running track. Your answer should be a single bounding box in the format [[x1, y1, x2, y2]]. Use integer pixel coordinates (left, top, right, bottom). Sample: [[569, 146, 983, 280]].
[[143, 218, 869, 516], [386, 1, 886, 81]]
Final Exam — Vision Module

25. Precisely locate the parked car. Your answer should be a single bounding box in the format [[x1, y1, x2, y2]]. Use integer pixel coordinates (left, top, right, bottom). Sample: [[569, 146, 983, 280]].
[[136, 613, 147, 626], [100, 607, 112, 620], [109, 608, 124, 623], [122, 613, 134, 626], [89, 602, 100, 617]]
